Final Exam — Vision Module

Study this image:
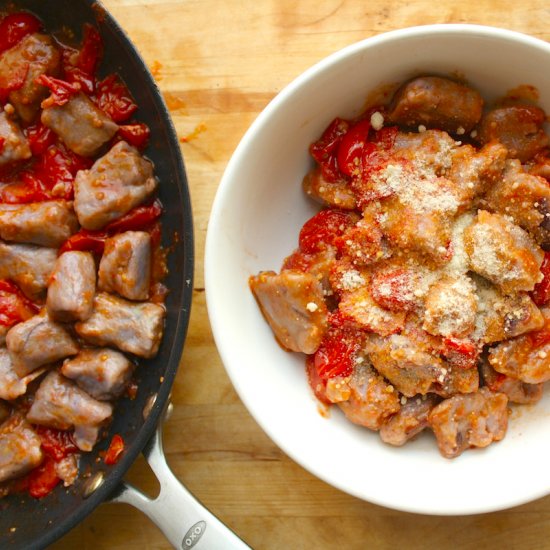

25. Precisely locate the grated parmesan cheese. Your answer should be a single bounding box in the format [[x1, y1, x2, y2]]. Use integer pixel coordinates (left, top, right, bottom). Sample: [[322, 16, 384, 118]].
[[423, 275, 478, 337], [340, 269, 366, 291], [370, 111, 385, 131], [369, 132, 462, 218]]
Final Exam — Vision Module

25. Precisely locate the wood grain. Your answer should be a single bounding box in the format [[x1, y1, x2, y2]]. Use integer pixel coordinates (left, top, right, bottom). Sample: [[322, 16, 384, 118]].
[[51, 1, 550, 548]]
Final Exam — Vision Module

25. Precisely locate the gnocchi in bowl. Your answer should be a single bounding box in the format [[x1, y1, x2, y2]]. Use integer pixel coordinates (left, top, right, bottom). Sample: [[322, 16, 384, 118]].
[[206, 24, 550, 515]]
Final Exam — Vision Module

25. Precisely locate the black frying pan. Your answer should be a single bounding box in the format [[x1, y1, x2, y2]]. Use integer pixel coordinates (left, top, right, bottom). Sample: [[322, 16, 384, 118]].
[[0, 2, 248, 548]]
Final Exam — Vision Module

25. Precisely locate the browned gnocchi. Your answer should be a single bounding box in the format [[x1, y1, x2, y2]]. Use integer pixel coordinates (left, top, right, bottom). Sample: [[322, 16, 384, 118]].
[[251, 75, 550, 458]]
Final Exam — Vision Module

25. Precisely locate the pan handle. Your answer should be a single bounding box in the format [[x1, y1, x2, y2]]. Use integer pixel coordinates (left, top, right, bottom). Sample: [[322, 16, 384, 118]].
[[110, 403, 250, 549]]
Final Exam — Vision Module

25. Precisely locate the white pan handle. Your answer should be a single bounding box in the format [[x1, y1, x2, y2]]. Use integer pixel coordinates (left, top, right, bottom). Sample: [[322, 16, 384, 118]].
[[111, 404, 250, 549]]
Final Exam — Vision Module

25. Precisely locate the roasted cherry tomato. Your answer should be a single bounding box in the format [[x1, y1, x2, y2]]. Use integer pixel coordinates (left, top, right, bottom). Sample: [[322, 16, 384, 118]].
[[314, 320, 362, 380], [372, 125, 398, 148], [104, 434, 125, 465], [361, 126, 398, 179], [0, 279, 39, 327], [442, 337, 479, 369], [1, 145, 92, 203], [96, 74, 137, 123], [37, 75, 81, 107], [61, 47, 92, 94], [346, 126, 399, 208], [305, 355, 330, 405], [282, 249, 317, 273], [2, 140, 100, 203], [298, 208, 356, 255], [59, 229, 108, 255], [63, 64, 94, 95], [528, 316, 550, 348], [0, 12, 42, 55], [0, 137, 5, 153], [59, 199, 163, 254], [370, 268, 416, 312], [62, 25, 103, 94], [25, 122, 56, 156], [35, 145, 91, 184], [117, 123, 151, 150], [105, 199, 163, 233], [76, 24, 102, 77], [531, 252, 550, 306], [60, 201, 163, 254], [27, 457, 60, 499], [309, 117, 349, 182], [35, 427, 79, 461], [0, 176, 51, 203], [336, 118, 371, 177]]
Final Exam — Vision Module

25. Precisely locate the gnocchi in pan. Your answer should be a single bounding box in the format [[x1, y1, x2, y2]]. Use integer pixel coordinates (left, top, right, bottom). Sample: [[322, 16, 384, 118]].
[[0, 10, 167, 498]]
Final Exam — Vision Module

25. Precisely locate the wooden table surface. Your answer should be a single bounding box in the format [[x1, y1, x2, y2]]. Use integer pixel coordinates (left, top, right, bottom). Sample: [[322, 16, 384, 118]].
[[51, 1, 550, 548]]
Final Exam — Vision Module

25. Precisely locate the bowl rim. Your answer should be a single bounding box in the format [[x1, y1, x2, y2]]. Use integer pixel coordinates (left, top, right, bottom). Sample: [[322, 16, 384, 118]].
[[205, 23, 550, 515]]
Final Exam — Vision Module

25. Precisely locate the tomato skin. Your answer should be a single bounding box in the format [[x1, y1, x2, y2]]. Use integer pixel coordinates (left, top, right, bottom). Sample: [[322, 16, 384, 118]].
[[372, 125, 398, 148], [310, 118, 349, 182], [36, 145, 92, 183], [104, 434, 125, 465], [442, 337, 479, 369], [314, 334, 354, 379], [282, 249, 317, 272], [346, 126, 399, 208], [96, 74, 137, 123], [27, 457, 60, 499], [0, 13, 42, 55], [310, 113, 396, 186], [0, 278, 34, 297], [531, 252, 550, 306], [59, 201, 163, 254], [298, 208, 356, 255], [36, 74, 81, 107], [76, 24, 102, 77], [25, 122, 56, 156], [59, 229, 107, 255], [361, 126, 398, 179], [336, 118, 371, 177], [117, 123, 150, 150], [314, 321, 362, 380], [61, 25, 103, 94], [528, 318, 550, 348], [15, 427, 79, 499], [0, 176, 51, 203], [66, 65, 95, 94], [0, 279, 39, 327], [0, 145, 92, 204], [305, 354, 331, 405], [35, 427, 79, 461], [105, 199, 163, 233], [370, 268, 415, 312]]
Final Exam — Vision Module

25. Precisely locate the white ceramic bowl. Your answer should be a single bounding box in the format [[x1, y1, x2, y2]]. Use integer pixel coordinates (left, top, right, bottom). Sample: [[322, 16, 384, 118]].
[[205, 24, 550, 515]]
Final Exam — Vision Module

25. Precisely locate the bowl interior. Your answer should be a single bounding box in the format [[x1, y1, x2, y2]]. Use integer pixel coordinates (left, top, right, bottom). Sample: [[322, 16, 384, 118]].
[[206, 25, 550, 515]]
